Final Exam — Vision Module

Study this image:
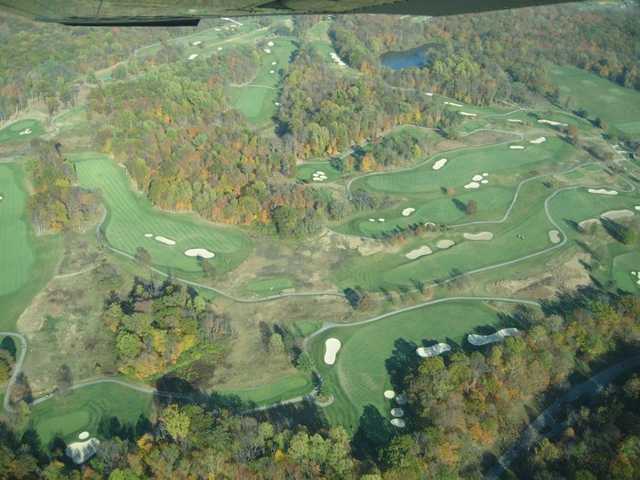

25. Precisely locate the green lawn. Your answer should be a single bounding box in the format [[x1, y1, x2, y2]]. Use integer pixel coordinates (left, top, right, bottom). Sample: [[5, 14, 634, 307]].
[[612, 251, 640, 293], [30, 382, 153, 445], [219, 371, 312, 406], [550, 65, 640, 135], [296, 161, 343, 183], [243, 276, 295, 295], [309, 300, 518, 430], [0, 119, 44, 144], [549, 188, 638, 227], [71, 152, 252, 274]]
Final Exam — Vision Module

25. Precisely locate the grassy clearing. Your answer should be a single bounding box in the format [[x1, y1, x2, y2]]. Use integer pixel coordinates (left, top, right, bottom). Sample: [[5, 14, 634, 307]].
[[550, 65, 640, 135], [612, 251, 640, 293], [296, 161, 343, 183], [71, 152, 252, 274], [309, 300, 514, 430], [226, 37, 297, 127], [219, 371, 312, 405], [0, 119, 44, 144], [30, 383, 153, 445], [243, 276, 295, 295]]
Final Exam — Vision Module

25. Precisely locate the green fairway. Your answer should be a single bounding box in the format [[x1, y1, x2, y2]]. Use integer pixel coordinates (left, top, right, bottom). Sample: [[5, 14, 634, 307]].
[[30, 383, 153, 445], [71, 152, 252, 274], [550, 65, 640, 135], [296, 161, 343, 183], [612, 251, 640, 293], [243, 276, 295, 295], [0, 119, 44, 144], [549, 188, 638, 227], [226, 37, 297, 126], [219, 371, 312, 406], [309, 300, 516, 430]]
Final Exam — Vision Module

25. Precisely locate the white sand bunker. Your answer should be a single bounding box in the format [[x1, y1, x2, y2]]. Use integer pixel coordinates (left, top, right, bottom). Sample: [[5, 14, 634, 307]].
[[188, 53, 199, 60], [324, 338, 341, 365], [432, 158, 448, 170], [391, 408, 404, 417], [217, 47, 223, 51], [406, 245, 432, 260], [369, 218, 376, 222], [144, 233, 153, 238], [78, 431, 90, 440], [390, 418, 406, 428], [444, 101, 463, 107], [464, 232, 493, 241], [530, 137, 547, 144], [395, 393, 407, 405], [436, 239, 455, 249], [459, 111, 477, 117], [330, 52, 347, 67], [401, 207, 415, 217], [631, 271, 640, 286], [538, 119, 568, 127], [588, 188, 618, 195], [19, 128, 33, 136], [272, 61, 277, 65], [192, 40, 202, 46], [548, 230, 561, 244], [184, 248, 215, 259], [416, 342, 451, 358], [425, 92, 434, 96], [312, 170, 328, 182], [267, 41, 274, 47], [155, 235, 176, 246], [264, 48, 272, 54], [481, 179, 488, 184], [0, 195, 3, 201], [269, 70, 275, 74], [507, 119, 523, 123], [468, 328, 520, 346], [510, 145, 525, 150], [635, 206, 640, 211], [578, 218, 598, 230], [383, 390, 395, 399], [66, 438, 100, 465], [472, 174, 483, 182], [601, 209, 634, 220], [464, 181, 480, 189], [378, 218, 385, 222]]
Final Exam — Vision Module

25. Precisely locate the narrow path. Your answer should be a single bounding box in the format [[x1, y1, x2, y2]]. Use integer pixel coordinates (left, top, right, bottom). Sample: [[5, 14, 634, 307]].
[[486, 355, 640, 480], [0, 332, 27, 413]]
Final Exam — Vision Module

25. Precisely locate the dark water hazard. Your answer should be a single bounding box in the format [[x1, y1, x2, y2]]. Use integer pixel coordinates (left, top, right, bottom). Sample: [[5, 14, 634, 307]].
[[380, 45, 430, 70]]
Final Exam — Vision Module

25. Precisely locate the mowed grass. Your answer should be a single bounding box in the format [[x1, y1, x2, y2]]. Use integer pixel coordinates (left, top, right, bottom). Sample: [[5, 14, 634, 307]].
[[340, 136, 578, 237], [549, 188, 638, 227], [72, 152, 252, 274], [226, 37, 297, 126], [219, 371, 312, 406], [0, 119, 44, 144], [550, 65, 640, 135], [296, 161, 343, 183], [612, 251, 640, 293], [30, 383, 153, 445], [310, 300, 513, 430], [243, 276, 295, 295]]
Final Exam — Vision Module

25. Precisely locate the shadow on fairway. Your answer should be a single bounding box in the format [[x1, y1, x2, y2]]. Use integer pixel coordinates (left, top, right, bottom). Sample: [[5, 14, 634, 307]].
[[352, 404, 394, 461]]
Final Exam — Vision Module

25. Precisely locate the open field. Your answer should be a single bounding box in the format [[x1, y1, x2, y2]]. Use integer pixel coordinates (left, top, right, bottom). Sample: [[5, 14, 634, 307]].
[[71, 152, 252, 274], [309, 300, 522, 430], [29, 382, 153, 445], [0, 119, 44, 144], [550, 65, 640, 135]]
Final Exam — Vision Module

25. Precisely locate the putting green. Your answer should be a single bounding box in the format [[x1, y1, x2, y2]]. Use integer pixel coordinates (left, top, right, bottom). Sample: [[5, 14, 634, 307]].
[[310, 300, 514, 430], [550, 65, 640, 135], [0, 119, 44, 144], [296, 161, 342, 183], [72, 152, 252, 274], [30, 382, 153, 445]]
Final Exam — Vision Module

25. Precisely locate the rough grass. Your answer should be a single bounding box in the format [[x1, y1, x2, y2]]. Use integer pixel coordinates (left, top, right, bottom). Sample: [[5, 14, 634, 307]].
[[219, 371, 312, 405], [30, 382, 153, 445], [309, 300, 513, 430], [71, 152, 252, 274], [550, 65, 640, 135], [0, 119, 44, 144]]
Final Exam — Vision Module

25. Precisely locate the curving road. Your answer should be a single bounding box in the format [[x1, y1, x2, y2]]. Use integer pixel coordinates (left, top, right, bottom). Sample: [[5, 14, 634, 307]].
[[0, 332, 27, 413]]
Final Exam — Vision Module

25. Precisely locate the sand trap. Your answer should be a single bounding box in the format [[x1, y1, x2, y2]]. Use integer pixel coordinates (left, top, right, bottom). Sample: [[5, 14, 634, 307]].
[[18, 128, 32, 136], [601, 209, 634, 220], [0, 195, 3, 201], [271, 61, 277, 65], [391, 408, 404, 417], [472, 174, 483, 182], [482, 173, 488, 176], [267, 41, 274, 47], [269, 70, 275, 74], [432, 158, 448, 170], [369, 218, 376, 222], [406, 245, 432, 260], [144, 233, 153, 238], [324, 338, 341, 365], [635, 206, 640, 211], [538, 119, 568, 127], [444, 101, 463, 107], [378, 218, 385, 222], [578, 218, 598, 230], [188, 53, 199, 60], [78, 431, 90, 440], [402, 207, 416, 217], [510, 145, 525, 150], [530, 137, 547, 144], [330, 52, 347, 67], [425, 92, 434, 96], [217, 47, 223, 51], [507, 119, 523, 123], [463, 232, 493, 241], [384, 390, 395, 399], [459, 112, 477, 117], [481, 179, 489, 184], [312, 170, 328, 182], [184, 248, 215, 259], [464, 181, 480, 189], [548, 230, 561, 244], [264, 48, 271, 54], [214, 28, 221, 31], [395, 393, 407, 405], [390, 418, 406, 428], [192, 40, 202, 46], [416, 342, 451, 358], [588, 188, 618, 196], [436, 239, 455, 249], [155, 235, 176, 246], [468, 328, 520, 346], [274, 102, 280, 106], [66, 438, 100, 464]]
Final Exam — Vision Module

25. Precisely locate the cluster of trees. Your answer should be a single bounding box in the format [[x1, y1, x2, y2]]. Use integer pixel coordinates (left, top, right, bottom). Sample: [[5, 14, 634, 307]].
[[101, 279, 228, 381], [0, 337, 16, 385], [26, 140, 98, 233]]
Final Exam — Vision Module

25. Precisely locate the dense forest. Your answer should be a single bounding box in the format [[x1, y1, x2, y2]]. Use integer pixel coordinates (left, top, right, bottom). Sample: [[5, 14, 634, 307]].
[[2, 291, 638, 479]]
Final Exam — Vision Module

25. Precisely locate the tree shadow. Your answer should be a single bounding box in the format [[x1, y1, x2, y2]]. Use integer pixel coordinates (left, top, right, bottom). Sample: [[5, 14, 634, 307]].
[[250, 400, 329, 434], [563, 218, 583, 233], [452, 197, 467, 214], [385, 338, 421, 392], [352, 404, 394, 461]]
